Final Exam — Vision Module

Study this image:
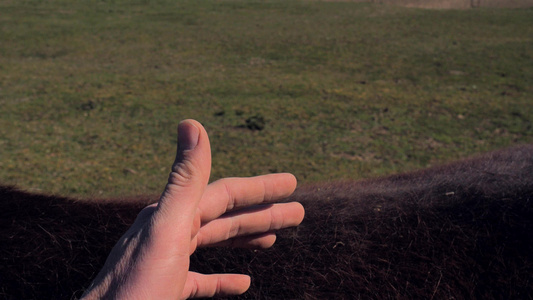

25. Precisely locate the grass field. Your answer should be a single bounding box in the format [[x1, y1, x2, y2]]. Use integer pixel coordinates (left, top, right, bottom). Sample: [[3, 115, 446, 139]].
[[1, 0, 532, 197]]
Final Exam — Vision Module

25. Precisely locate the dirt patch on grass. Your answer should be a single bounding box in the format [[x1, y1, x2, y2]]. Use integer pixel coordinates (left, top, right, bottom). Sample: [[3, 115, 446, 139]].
[[380, 0, 471, 9], [480, 0, 533, 7], [321, 0, 533, 8]]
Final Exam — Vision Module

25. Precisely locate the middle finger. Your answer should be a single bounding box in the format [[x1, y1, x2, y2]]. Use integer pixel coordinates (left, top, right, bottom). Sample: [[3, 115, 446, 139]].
[[195, 201, 304, 247], [198, 173, 297, 223]]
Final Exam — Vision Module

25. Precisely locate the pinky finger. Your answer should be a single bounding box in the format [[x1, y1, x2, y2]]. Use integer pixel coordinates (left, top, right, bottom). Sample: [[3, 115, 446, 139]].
[[182, 272, 251, 299]]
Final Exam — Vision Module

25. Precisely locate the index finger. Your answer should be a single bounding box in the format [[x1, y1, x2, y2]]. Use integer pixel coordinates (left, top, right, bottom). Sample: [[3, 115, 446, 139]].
[[198, 173, 297, 223]]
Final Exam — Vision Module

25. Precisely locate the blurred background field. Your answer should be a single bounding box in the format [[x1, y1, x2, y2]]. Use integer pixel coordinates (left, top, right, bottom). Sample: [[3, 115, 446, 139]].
[[1, 0, 532, 197]]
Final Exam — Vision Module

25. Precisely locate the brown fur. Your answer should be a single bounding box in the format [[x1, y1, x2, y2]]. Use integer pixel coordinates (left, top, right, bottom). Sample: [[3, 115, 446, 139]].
[[1, 145, 533, 299]]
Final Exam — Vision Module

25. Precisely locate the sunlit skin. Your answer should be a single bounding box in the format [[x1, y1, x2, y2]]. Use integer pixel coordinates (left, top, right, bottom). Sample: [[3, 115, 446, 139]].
[[81, 119, 305, 299]]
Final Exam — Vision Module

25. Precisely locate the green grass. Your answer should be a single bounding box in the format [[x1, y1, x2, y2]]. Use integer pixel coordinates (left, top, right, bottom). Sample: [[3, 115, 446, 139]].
[[1, 0, 532, 197]]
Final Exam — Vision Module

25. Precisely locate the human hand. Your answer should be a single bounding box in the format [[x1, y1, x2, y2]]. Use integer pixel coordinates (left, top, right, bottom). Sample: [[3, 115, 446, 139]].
[[82, 119, 305, 299]]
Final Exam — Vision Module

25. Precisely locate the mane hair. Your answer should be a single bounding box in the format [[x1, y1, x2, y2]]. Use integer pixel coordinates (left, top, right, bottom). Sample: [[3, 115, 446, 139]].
[[1, 145, 532, 299]]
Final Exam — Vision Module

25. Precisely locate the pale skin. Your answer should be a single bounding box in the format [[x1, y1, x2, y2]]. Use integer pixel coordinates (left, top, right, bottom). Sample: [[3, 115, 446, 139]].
[[81, 119, 305, 299]]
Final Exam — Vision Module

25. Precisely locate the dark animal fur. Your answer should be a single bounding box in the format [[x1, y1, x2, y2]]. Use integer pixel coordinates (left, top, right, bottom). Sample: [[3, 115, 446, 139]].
[[1, 145, 532, 299]]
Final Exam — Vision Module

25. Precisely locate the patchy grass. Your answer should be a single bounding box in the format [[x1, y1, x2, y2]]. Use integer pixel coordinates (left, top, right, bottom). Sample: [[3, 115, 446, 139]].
[[1, 0, 532, 197]]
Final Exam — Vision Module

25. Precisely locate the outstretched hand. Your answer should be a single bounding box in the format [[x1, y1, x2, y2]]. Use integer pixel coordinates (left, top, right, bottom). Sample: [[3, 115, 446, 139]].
[[82, 120, 305, 299]]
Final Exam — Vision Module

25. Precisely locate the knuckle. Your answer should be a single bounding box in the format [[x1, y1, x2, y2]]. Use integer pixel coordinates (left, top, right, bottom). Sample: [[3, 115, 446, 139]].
[[168, 161, 196, 186]]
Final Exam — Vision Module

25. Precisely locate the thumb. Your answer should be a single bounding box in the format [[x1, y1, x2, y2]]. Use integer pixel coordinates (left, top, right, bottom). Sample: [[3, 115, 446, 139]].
[[156, 119, 211, 223]]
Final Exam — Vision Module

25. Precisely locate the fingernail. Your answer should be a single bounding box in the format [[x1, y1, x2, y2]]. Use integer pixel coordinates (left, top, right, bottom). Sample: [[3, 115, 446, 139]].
[[178, 120, 200, 150]]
